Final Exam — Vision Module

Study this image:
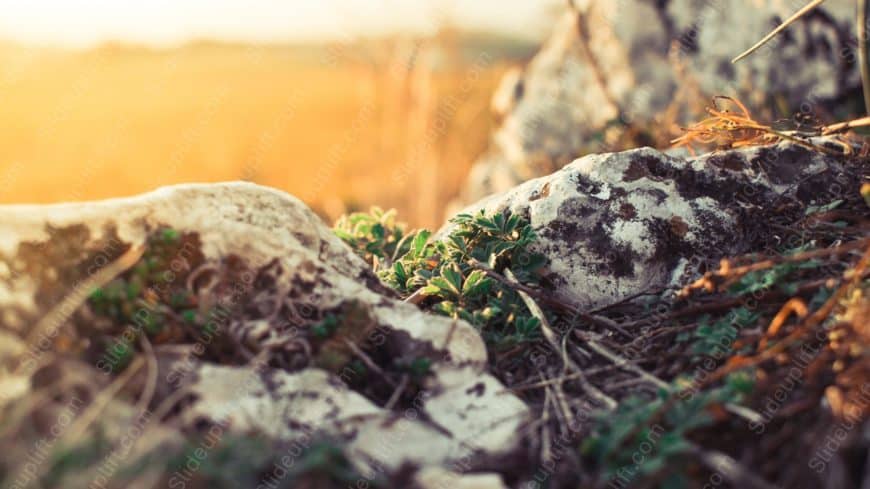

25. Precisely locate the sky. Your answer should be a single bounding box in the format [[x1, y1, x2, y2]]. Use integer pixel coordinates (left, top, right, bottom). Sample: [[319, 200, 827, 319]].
[[0, 0, 555, 47]]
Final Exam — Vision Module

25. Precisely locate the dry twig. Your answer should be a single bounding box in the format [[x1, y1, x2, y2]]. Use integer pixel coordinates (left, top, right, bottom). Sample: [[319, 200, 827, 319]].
[[671, 96, 842, 155], [504, 268, 618, 410], [731, 0, 826, 63]]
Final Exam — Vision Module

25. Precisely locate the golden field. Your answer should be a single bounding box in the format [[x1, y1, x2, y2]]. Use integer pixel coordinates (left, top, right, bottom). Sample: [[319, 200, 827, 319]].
[[0, 37, 532, 227]]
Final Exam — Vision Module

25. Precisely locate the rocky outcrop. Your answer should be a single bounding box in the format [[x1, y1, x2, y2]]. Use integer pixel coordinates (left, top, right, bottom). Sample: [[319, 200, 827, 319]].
[[457, 0, 860, 204], [0, 183, 525, 486], [448, 141, 859, 308], [0, 143, 862, 487]]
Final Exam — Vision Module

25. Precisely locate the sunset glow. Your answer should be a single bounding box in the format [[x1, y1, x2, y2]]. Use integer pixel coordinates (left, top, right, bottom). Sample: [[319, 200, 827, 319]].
[[0, 0, 550, 47]]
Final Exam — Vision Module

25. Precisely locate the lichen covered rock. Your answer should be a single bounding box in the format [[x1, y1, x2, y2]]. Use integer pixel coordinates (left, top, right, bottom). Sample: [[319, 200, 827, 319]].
[[449, 141, 857, 308]]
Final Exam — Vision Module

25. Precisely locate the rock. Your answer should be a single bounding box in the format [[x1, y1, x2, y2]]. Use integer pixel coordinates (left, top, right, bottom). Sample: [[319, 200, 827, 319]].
[[447, 141, 859, 309], [489, 66, 524, 120], [0, 182, 528, 481], [455, 0, 859, 205], [414, 466, 508, 489]]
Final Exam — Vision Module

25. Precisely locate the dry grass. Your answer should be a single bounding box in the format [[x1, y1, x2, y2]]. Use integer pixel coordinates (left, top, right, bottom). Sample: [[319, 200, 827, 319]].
[[0, 41, 513, 227], [670, 96, 869, 157]]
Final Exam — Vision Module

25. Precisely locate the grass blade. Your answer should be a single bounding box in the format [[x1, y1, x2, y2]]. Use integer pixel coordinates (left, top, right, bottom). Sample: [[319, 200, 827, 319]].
[[732, 0, 826, 64]]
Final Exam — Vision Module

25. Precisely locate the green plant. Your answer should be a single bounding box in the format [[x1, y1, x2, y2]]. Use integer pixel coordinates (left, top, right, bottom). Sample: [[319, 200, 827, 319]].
[[151, 434, 375, 489], [81, 227, 259, 373], [581, 373, 755, 487], [41, 430, 111, 488], [338, 208, 549, 348], [722, 242, 829, 298], [311, 314, 341, 339], [678, 307, 759, 359], [333, 207, 409, 267]]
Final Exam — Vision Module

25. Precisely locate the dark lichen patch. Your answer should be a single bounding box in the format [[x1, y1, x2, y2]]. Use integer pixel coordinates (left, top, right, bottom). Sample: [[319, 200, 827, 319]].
[[749, 144, 813, 185], [573, 172, 603, 195], [609, 186, 629, 200], [690, 207, 739, 252], [542, 219, 585, 245], [666, 158, 769, 206], [618, 202, 638, 220], [794, 167, 857, 204], [622, 158, 649, 182], [621, 153, 680, 182], [586, 221, 637, 279], [465, 382, 486, 397], [669, 215, 689, 237], [707, 152, 747, 172], [618, 149, 783, 208], [554, 198, 600, 227], [645, 216, 698, 273], [291, 230, 318, 249], [541, 198, 640, 280], [636, 153, 679, 182], [258, 366, 288, 394], [637, 187, 669, 204]]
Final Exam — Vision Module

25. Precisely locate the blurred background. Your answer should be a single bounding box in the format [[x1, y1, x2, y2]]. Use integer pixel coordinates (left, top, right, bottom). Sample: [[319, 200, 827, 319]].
[[0, 0, 559, 227]]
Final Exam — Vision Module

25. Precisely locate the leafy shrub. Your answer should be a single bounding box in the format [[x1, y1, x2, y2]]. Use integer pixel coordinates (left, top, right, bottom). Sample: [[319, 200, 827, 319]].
[[332, 207, 409, 267], [676, 307, 758, 359], [582, 373, 755, 487], [336, 209, 549, 348]]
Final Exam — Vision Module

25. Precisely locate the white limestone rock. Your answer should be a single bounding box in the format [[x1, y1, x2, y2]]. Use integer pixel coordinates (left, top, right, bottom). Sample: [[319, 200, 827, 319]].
[[448, 141, 855, 308], [415, 467, 508, 489], [0, 182, 528, 478]]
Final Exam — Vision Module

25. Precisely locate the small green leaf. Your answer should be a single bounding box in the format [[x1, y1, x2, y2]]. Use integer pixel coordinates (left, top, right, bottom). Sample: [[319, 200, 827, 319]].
[[804, 199, 843, 215], [393, 262, 407, 283], [408, 357, 432, 377], [441, 264, 463, 296], [448, 234, 468, 255], [89, 287, 105, 302], [161, 228, 179, 243], [461, 270, 486, 295], [493, 213, 506, 232], [725, 371, 755, 394], [638, 455, 666, 475], [332, 229, 355, 242], [182, 309, 198, 323], [658, 432, 692, 456], [412, 230, 431, 256], [422, 283, 444, 296]]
